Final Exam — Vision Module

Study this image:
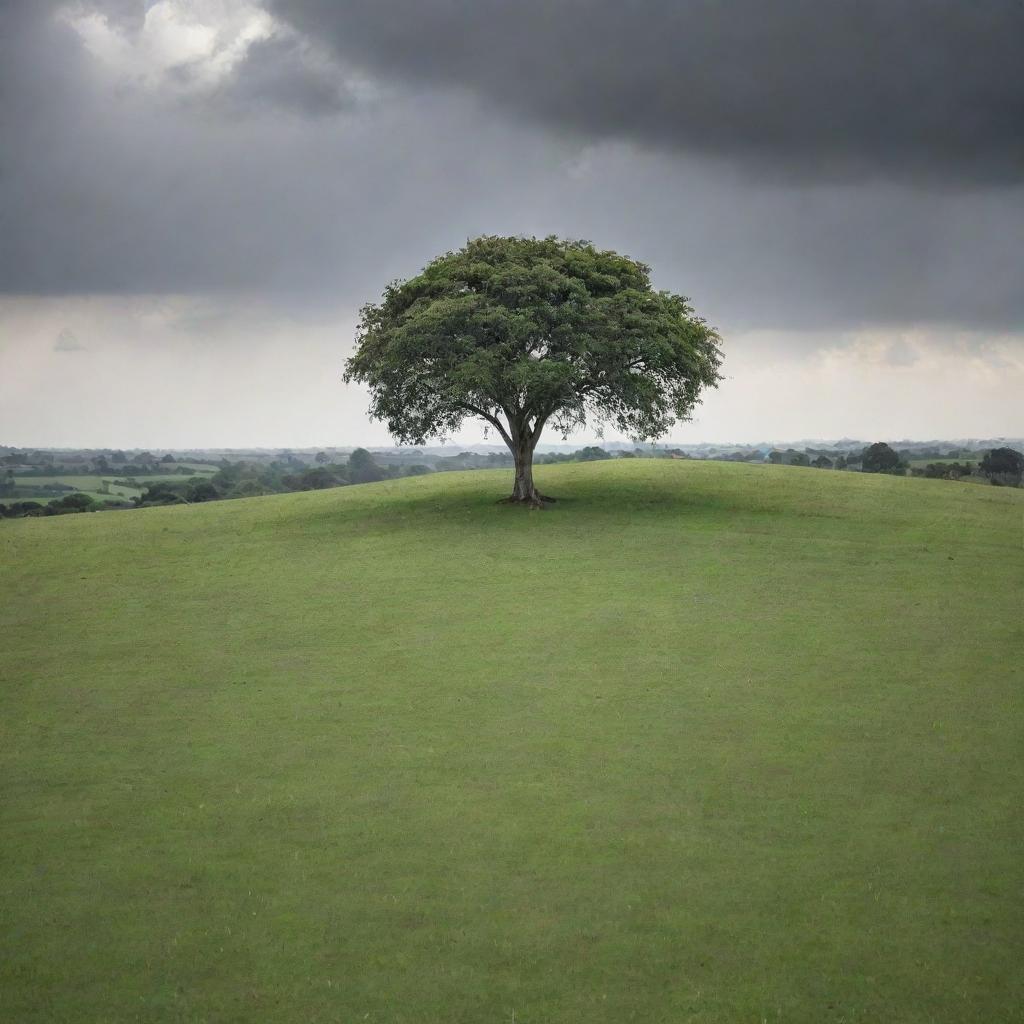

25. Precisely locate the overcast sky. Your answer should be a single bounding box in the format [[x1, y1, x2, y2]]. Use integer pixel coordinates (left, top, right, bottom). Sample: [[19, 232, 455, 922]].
[[2, 0, 1022, 448]]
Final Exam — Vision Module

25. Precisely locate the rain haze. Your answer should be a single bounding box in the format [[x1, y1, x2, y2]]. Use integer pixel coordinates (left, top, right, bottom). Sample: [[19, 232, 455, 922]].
[[2, 0, 1022, 447]]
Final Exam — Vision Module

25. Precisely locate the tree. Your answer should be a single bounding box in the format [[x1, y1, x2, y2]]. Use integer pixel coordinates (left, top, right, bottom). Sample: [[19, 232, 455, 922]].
[[769, 449, 808, 467], [287, 467, 345, 490], [344, 236, 722, 507], [811, 455, 833, 469], [861, 442, 903, 474], [577, 446, 612, 461], [186, 479, 220, 503], [315, 451, 329, 465], [229, 480, 269, 499], [5, 501, 42, 517], [50, 493, 94, 513], [135, 481, 189, 506], [980, 447, 1023, 486], [347, 448, 384, 484], [924, 461, 973, 481]]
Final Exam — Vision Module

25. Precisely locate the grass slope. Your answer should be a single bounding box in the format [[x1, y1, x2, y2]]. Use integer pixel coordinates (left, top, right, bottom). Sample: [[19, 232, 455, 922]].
[[2, 461, 1022, 1023]]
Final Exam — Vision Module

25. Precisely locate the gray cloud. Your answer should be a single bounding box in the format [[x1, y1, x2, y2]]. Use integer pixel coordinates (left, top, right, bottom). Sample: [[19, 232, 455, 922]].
[[215, 32, 353, 116], [268, 0, 1024, 185], [82, 0, 149, 30], [0, 3, 541, 299], [0, 0, 1021, 338]]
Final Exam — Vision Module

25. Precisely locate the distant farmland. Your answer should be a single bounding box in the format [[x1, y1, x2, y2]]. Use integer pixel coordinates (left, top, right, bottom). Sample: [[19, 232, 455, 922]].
[[6, 465, 217, 503]]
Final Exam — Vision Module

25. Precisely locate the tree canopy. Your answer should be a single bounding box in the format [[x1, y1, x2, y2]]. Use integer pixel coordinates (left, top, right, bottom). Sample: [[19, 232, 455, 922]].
[[861, 442, 903, 474], [347, 448, 385, 484], [980, 446, 1023, 485], [344, 236, 722, 505]]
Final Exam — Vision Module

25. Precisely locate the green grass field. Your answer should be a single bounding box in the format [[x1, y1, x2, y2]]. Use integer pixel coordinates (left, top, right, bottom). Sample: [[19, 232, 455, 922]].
[[2, 461, 1022, 1023]]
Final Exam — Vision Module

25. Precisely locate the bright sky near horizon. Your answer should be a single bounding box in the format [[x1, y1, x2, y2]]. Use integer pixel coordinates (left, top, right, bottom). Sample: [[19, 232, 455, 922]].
[[2, 1, 1021, 448]]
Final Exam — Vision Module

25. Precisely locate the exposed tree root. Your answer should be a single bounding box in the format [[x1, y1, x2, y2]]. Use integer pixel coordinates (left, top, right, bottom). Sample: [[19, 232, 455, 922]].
[[498, 492, 557, 509]]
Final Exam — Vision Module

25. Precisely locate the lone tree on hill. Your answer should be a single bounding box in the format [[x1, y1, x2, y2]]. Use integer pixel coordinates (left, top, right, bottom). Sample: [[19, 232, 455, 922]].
[[344, 236, 722, 506]]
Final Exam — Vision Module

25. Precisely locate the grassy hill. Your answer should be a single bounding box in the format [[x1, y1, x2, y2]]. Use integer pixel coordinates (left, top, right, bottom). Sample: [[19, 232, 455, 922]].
[[2, 461, 1022, 1023]]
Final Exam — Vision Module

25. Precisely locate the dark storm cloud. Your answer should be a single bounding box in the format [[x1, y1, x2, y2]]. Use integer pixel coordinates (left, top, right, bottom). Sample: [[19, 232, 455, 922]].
[[84, 0, 149, 29], [0, 0, 1021, 336], [211, 32, 355, 116], [0, 2, 541, 299], [269, 0, 1024, 184]]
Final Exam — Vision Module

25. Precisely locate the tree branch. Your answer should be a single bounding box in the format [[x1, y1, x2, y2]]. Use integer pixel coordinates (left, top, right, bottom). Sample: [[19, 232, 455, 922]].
[[457, 401, 514, 450], [530, 408, 555, 444]]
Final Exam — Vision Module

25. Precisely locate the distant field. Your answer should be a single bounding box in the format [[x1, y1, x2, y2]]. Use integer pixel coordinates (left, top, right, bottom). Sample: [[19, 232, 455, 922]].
[[6, 481, 140, 502], [2, 462, 1022, 1022], [12, 469, 215, 487], [56, 490, 134, 503], [7, 468, 218, 503]]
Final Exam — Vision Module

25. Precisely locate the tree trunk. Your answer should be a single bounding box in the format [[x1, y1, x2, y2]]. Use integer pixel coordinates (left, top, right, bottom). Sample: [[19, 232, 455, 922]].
[[505, 437, 553, 507]]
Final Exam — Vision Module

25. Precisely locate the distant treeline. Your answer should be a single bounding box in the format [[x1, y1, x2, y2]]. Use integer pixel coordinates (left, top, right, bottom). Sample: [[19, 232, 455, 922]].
[[765, 442, 1023, 486], [2, 443, 1021, 520], [1, 451, 206, 476]]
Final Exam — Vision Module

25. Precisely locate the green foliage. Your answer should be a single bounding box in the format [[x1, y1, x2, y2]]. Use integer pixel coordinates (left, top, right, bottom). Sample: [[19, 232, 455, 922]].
[[861, 442, 904, 474], [769, 449, 809, 467], [347, 448, 385, 484], [227, 480, 269, 499], [185, 480, 220, 503], [2, 500, 43, 517], [920, 461, 975, 481], [135, 481, 190, 507], [575, 446, 612, 461], [45, 493, 95, 514], [344, 236, 722, 482], [283, 466, 349, 491], [981, 446, 1023, 485]]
